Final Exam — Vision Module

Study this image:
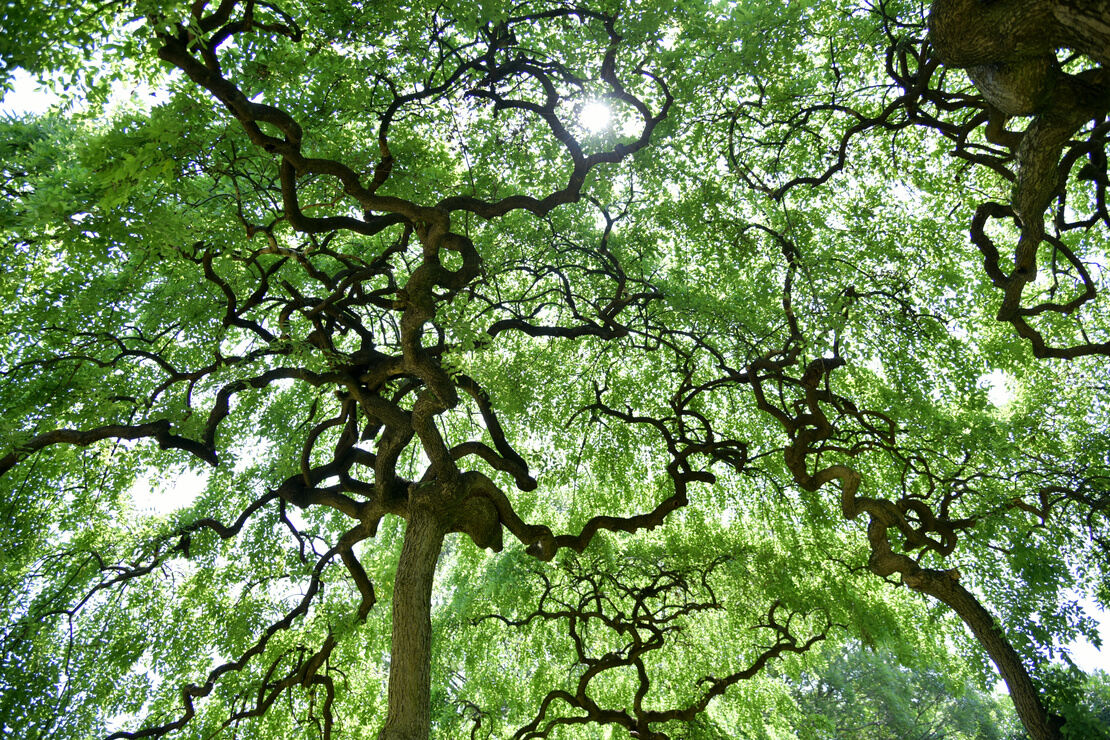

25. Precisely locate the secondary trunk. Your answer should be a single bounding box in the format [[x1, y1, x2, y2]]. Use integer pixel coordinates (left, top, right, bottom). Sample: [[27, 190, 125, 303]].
[[891, 560, 1061, 740]]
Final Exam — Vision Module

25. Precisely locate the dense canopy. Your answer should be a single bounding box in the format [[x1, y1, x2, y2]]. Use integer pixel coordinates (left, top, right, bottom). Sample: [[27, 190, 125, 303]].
[[2, 0, 1109, 738]]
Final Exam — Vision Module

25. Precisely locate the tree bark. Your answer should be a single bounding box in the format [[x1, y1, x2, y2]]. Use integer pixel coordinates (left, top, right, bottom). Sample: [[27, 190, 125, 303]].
[[929, 0, 1110, 115], [378, 506, 447, 740], [862, 524, 1062, 740], [900, 569, 1060, 740], [929, 0, 1110, 69]]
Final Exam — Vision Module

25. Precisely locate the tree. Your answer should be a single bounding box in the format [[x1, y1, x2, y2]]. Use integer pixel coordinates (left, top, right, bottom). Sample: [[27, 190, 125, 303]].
[[1, 1, 1108, 739], [788, 642, 1013, 739]]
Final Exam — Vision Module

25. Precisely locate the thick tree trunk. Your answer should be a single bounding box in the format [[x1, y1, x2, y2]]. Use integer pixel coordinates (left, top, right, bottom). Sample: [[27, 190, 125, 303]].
[[929, 0, 1110, 115], [929, 0, 1110, 68], [843, 499, 1060, 739], [378, 507, 446, 740]]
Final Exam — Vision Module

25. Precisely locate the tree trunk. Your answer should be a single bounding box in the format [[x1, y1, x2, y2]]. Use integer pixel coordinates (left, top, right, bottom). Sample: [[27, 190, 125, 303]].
[[378, 507, 446, 740], [900, 568, 1061, 740]]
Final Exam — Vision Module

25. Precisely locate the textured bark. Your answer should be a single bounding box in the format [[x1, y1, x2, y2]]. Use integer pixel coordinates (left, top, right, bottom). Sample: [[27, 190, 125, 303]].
[[929, 0, 1110, 115], [378, 506, 447, 740], [928, 0, 1046, 99], [1053, 0, 1110, 65], [929, 0, 1110, 69], [865, 535, 1062, 740], [901, 570, 1061, 740]]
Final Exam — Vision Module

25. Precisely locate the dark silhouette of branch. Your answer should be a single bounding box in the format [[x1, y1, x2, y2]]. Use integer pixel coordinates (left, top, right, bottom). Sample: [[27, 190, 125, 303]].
[[475, 556, 835, 740]]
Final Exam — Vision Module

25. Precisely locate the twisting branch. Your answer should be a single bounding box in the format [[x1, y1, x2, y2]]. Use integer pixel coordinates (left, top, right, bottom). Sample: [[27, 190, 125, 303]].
[[104, 521, 375, 740], [746, 349, 1063, 740], [476, 556, 835, 740], [732, 0, 1110, 357]]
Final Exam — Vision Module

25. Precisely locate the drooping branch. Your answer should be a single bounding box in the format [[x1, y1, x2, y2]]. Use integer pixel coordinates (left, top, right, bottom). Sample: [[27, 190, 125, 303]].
[[105, 520, 375, 740], [0, 420, 218, 476]]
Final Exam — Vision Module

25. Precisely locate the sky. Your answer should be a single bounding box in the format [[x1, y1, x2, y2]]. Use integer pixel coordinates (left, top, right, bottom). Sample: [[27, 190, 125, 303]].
[[0, 69, 59, 116], [2, 67, 1108, 676]]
